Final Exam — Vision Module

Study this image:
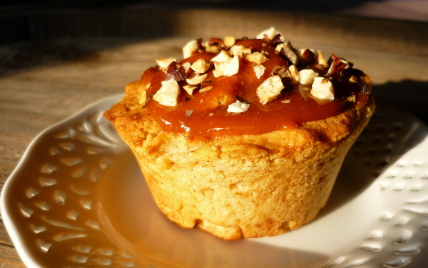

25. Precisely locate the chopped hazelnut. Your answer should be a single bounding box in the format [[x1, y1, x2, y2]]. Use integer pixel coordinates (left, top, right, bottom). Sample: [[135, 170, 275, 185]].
[[245, 52, 269, 64], [254, 65, 266, 79], [271, 34, 284, 46], [207, 38, 222, 46], [213, 62, 225, 78], [311, 77, 334, 101], [256, 27, 284, 41], [183, 85, 197, 95], [296, 48, 315, 63], [182, 62, 192, 74], [227, 100, 250, 113], [276, 43, 298, 65], [224, 55, 240, 76], [183, 40, 199, 59], [327, 54, 353, 76], [211, 50, 232, 62], [230, 45, 252, 57], [347, 93, 356, 102], [186, 110, 193, 118], [316, 50, 329, 68], [349, 75, 358, 83], [281, 99, 291, 103], [299, 69, 318, 85], [272, 66, 289, 78], [156, 58, 176, 69], [361, 74, 372, 94], [186, 73, 208, 85], [205, 43, 220, 53], [191, 58, 211, 73], [214, 55, 240, 77], [257, 75, 284, 105], [199, 86, 213, 93], [153, 78, 180, 106], [288, 65, 300, 84], [224, 36, 236, 47], [165, 62, 186, 82]]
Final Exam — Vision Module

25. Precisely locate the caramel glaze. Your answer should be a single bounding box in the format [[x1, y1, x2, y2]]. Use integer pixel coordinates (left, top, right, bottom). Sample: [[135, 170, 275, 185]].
[[143, 39, 369, 140]]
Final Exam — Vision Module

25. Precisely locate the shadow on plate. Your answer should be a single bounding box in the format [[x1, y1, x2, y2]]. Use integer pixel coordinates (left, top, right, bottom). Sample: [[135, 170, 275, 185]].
[[316, 101, 428, 220]]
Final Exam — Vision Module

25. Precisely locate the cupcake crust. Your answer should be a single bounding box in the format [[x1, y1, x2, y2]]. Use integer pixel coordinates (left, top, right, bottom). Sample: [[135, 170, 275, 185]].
[[105, 80, 375, 240]]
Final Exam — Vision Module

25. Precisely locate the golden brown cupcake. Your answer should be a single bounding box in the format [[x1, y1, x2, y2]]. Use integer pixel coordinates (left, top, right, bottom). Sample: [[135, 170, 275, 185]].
[[104, 27, 375, 240]]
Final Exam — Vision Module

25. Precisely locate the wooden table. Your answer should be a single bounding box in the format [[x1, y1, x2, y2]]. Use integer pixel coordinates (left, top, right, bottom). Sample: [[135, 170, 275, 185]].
[[0, 7, 427, 267]]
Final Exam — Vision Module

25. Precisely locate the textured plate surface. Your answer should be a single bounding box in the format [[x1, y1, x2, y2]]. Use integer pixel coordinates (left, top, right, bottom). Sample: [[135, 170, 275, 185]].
[[2, 94, 428, 268]]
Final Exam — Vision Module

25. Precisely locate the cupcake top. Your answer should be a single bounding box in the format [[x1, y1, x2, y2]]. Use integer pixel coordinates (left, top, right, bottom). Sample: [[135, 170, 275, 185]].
[[138, 27, 372, 140]]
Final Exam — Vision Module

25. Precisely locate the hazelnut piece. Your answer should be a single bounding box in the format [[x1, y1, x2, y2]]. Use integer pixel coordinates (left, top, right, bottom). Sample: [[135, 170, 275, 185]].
[[257, 75, 285, 105], [186, 74, 208, 85], [224, 36, 236, 47], [245, 52, 269, 65], [299, 69, 318, 85], [156, 58, 176, 69], [183, 40, 199, 59], [153, 78, 180, 106], [191, 58, 211, 73], [230, 45, 252, 57], [254, 65, 266, 79], [211, 50, 232, 62], [256, 27, 284, 41], [311, 77, 334, 101], [227, 100, 250, 113]]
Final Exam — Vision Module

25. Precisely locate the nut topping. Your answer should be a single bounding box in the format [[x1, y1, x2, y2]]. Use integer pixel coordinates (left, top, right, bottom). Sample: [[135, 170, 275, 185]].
[[299, 69, 318, 85], [315, 51, 329, 68], [213, 55, 240, 77], [257, 75, 284, 105], [272, 66, 289, 78], [230, 45, 252, 57], [224, 55, 240, 76], [276, 42, 298, 66], [349, 75, 358, 83], [254, 65, 266, 79], [271, 34, 283, 46], [186, 74, 208, 85], [165, 62, 186, 82], [182, 62, 192, 74], [245, 52, 269, 65], [256, 27, 284, 41], [199, 85, 213, 93], [224, 36, 236, 47], [183, 40, 199, 59], [153, 78, 180, 106], [191, 58, 211, 73], [211, 50, 232, 62], [156, 58, 176, 69], [296, 49, 315, 63], [205, 44, 220, 53], [227, 100, 250, 113], [141, 30, 371, 131], [182, 85, 197, 95], [288, 65, 300, 84], [311, 77, 334, 101], [327, 54, 353, 76]]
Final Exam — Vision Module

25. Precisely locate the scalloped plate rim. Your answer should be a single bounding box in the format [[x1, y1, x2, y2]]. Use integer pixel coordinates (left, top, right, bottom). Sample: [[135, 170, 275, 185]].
[[2, 95, 428, 268]]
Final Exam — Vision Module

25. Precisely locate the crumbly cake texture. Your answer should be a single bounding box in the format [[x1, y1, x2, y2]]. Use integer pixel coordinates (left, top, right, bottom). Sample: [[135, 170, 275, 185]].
[[105, 80, 375, 240]]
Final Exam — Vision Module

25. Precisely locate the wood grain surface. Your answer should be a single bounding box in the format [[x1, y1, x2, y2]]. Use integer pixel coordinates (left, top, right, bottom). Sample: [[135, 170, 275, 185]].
[[0, 7, 427, 267]]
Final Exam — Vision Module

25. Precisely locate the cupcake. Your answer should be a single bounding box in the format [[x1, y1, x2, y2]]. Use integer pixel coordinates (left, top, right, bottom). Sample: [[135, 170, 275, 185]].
[[104, 27, 375, 240]]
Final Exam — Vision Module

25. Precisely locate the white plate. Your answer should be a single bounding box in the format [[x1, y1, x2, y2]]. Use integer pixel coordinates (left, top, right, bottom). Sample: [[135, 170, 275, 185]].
[[2, 94, 428, 268]]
